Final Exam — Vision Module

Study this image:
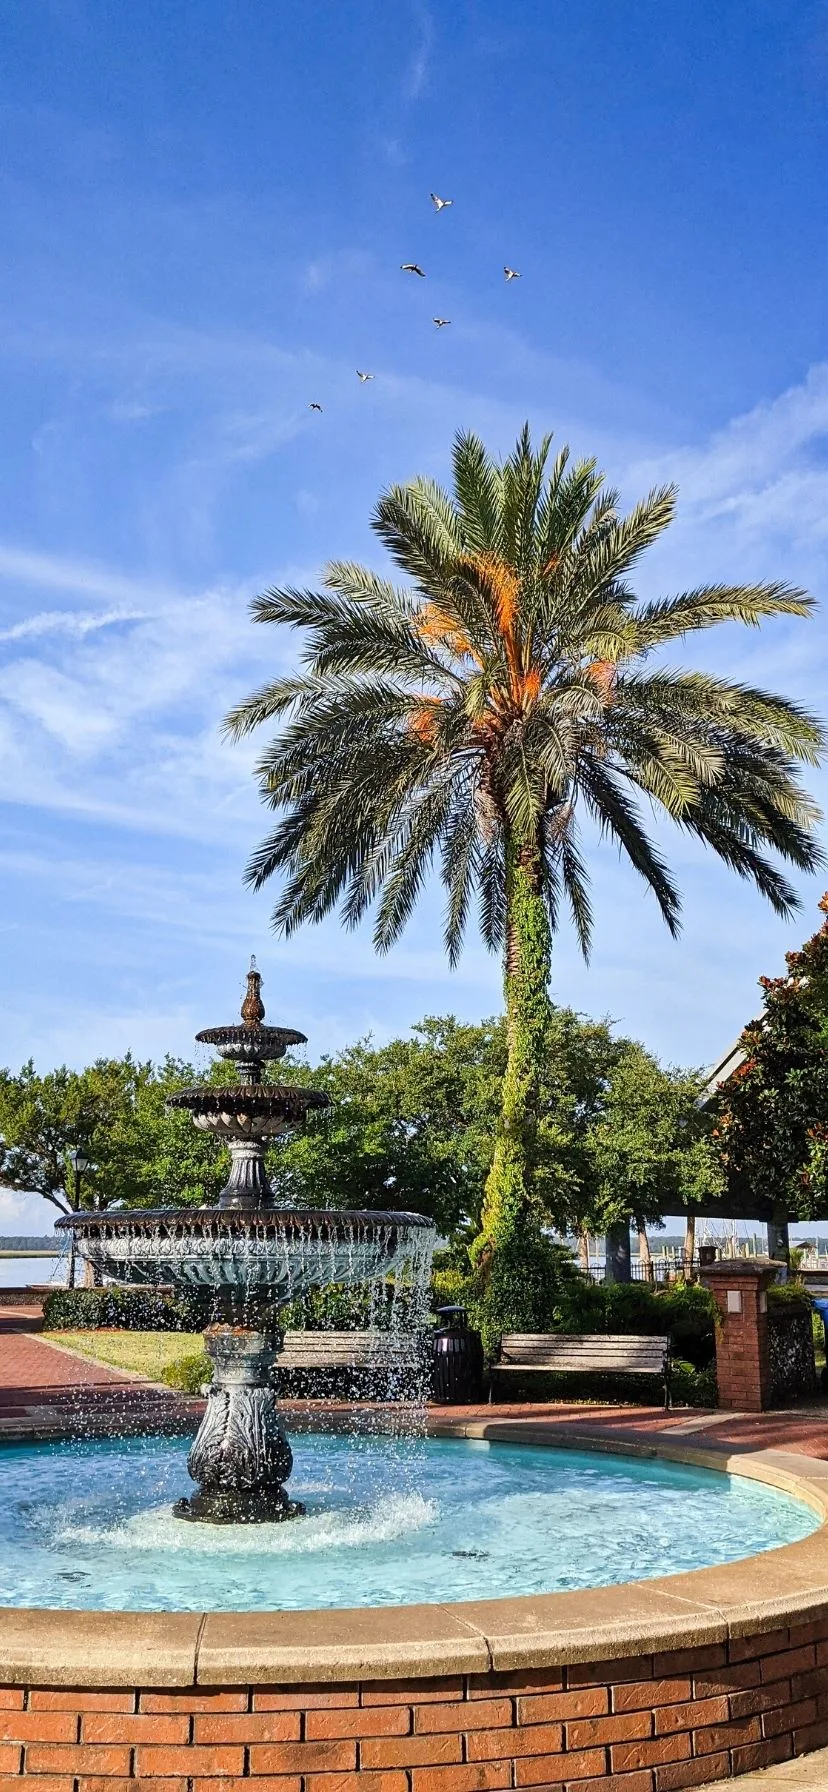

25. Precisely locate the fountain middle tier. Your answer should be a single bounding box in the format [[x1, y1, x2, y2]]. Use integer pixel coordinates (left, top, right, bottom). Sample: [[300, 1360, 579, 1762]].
[[165, 1085, 330, 1206]]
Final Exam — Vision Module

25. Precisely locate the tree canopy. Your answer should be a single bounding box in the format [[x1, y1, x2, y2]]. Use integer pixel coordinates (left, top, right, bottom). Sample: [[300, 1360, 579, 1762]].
[[714, 894, 828, 1222], [0, 1010, 719, 1243], [226, 425, 824, 959]]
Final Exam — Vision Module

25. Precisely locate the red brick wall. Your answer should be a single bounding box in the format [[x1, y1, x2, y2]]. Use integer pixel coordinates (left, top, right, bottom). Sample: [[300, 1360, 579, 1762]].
[[3, 1618, 828, 1790]]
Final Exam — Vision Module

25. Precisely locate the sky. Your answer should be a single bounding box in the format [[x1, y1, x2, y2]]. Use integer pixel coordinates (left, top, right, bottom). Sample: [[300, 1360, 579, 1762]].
[[2, 1, 828, 1241]]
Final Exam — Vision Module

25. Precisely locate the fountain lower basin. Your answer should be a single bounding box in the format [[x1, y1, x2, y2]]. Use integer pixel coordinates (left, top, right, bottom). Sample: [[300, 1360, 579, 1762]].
[[0, 1431, 817, 1611]]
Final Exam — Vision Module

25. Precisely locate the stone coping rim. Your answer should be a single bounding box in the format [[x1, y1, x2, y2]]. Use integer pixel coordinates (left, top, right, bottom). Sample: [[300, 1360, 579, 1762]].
[[3, 1425, 828, 1685]]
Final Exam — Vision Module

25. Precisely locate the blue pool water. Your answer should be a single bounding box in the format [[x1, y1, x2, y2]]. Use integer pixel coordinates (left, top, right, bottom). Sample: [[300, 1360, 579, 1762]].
[[0, 1431, 816, 1611]]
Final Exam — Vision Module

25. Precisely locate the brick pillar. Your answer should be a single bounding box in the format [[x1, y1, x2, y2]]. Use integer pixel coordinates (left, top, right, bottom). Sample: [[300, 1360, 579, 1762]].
[[699, 1258, 782, 1412]]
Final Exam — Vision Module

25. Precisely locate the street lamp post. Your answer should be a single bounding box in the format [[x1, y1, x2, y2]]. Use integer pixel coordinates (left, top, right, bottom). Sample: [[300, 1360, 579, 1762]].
[[67, 1149, 91, 1289]]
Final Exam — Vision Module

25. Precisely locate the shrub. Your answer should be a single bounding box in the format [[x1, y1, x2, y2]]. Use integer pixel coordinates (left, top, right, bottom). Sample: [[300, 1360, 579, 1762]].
[[431, 1263, 474, 1316], [766, 1279, 812, 1311], [281, 1277, 425, 1332], [162, 1350, 212, 1394], [671, 1358, 718, 1407], [549, 1275, 716, 1368], [42, 1285, 211, 1332]]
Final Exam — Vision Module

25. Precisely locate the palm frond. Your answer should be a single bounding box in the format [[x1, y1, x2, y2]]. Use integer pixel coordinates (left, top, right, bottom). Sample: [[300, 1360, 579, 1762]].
[[579, 759, 683, 935], [224, 423, 823, 964], [451, 431, 504, 557], [632, 582, 814, 650]]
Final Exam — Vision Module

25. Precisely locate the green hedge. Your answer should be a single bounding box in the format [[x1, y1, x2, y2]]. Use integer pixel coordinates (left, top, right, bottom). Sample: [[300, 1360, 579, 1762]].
[[546, 1276, 717, 1368], [671, 1358, 718, 1407], [42, 1285, 211, 1333]]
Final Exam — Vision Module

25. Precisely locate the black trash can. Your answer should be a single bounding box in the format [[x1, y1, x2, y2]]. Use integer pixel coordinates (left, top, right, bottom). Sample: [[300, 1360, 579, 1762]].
[[431, 1306, 484, 1404]]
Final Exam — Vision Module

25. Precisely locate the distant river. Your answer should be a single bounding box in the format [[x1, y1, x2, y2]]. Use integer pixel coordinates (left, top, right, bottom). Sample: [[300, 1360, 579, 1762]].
[[0, 1258, 66, 1290]]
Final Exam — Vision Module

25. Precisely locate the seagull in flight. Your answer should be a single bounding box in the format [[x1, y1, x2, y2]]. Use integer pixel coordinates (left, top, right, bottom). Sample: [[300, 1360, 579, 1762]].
[[504, 266, 521, 281], [356, 370, 375, 382], [433, 317, 451, 327], [308, 402, 323, 412], [430, 193, 453, 211], [401, 262, 426, 277]]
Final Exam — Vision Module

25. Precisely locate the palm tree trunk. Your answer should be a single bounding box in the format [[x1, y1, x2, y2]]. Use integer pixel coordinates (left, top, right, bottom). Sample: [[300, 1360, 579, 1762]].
[[577, 1230, 590, 1273], [636, 1218, 652, 1282], [475, 836, 553, 1343], [683, 1212, 696, 1279]]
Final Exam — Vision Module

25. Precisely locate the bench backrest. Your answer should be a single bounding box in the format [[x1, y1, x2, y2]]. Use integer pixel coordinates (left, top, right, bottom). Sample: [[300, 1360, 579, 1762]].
[[279, 1329, 422, 1370], [497, 1332, 671, 1373]]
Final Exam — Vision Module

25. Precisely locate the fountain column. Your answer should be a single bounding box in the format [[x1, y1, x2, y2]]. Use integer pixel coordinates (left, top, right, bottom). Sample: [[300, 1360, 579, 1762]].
[[166, 961, 324, 1522], [175, 1322, 303, 1523]]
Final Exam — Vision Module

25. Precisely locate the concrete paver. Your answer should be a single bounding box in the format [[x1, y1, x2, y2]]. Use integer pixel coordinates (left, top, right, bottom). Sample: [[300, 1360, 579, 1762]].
[[699, 1750, 828, 1786]]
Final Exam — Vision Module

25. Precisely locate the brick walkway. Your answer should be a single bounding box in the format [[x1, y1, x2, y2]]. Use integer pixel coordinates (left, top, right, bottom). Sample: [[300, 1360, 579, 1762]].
[[0, 1305, 196, 1434], [5, 1302, 828, 1460], [426, 1396, 828, 1459]]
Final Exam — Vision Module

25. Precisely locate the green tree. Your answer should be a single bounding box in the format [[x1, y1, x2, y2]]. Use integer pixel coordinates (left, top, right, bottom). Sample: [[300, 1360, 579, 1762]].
[[225, 425, 823, 1332], [131, 1056, 229, 1210], [714, 893, 828, 1223], [269, 1017, 501, 1234], [0, 1057, 150, 1217], [0, 1055, 226, 1234], [0, 1056, 156, 1283], [585, 1043, 722, 1247]]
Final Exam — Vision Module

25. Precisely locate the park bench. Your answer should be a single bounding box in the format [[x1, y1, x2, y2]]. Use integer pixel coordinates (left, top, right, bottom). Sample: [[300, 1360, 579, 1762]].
[[489, 1332, 673, 1409], [277, 1329, 427, 1397]]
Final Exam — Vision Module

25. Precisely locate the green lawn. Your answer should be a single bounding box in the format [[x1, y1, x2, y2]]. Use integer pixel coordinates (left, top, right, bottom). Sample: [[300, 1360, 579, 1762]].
[[43, 1329, 206, 1386]]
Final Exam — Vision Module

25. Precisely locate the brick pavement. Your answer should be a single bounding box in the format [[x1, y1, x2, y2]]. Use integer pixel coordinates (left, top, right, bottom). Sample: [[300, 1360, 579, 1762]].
[[4, 1300, 828, 1459], [0, 1304, 197, 1433]]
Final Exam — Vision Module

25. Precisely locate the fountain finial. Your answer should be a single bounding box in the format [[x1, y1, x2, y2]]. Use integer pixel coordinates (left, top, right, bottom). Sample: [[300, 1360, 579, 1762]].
[[241, 956, 266, 1026]]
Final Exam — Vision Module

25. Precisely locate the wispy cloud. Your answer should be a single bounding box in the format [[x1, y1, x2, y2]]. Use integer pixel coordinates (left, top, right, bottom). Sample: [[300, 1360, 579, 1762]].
[[0, 543, 175, 606], [0, 607, 144, 643], [403, 5, 434, 101]]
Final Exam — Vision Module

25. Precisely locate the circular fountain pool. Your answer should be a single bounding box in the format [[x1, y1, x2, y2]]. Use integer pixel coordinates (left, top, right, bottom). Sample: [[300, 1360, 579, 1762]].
[[1, 1431, 817, 1612]]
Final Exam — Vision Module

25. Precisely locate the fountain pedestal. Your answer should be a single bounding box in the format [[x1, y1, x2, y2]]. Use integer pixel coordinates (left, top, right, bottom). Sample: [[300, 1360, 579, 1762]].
[[174, 1326, 305, 1524]]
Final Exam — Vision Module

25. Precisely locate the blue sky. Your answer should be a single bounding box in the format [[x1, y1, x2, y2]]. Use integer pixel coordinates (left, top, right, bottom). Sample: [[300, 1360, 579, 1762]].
[[2, 0, 828, 1238]]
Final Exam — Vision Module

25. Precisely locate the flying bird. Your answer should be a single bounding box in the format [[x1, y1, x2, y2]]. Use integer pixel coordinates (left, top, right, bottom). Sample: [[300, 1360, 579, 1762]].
[[356, 370, 375, 382], [308, 402, 323, 412], [430, 193, 453, 211], [433, 317, 451, 327], [401, 263, 426, 277], [503, 266, 521, 281]]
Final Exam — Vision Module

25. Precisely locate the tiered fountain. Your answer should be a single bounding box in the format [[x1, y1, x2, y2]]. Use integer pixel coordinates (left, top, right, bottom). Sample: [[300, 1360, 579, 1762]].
[[57, 961, 435, 1524]]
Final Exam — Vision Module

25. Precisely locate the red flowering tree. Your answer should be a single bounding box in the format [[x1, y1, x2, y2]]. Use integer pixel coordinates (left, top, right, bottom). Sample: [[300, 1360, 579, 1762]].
[[714, 895, 828, 1220]]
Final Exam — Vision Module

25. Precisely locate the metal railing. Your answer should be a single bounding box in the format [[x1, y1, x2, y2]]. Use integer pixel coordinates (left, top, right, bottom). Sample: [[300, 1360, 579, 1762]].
[[580, 1256, 698, 1285]]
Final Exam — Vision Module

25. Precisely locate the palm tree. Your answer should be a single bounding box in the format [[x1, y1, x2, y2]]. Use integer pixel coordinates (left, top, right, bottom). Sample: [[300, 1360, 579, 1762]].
[[225, 425, 824, 1327]]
